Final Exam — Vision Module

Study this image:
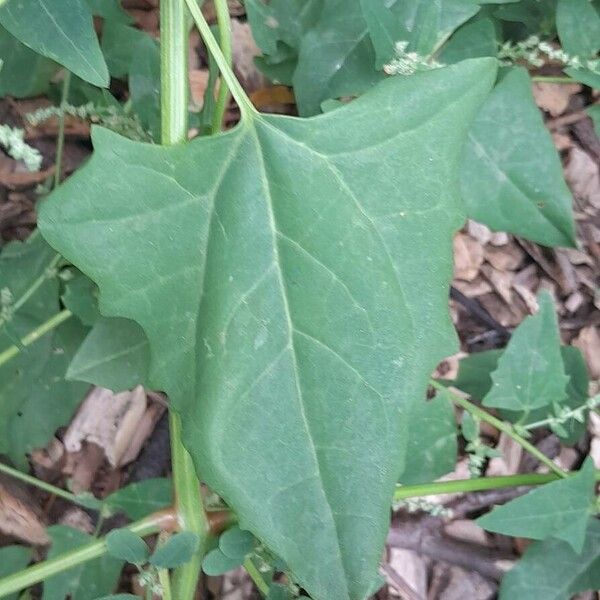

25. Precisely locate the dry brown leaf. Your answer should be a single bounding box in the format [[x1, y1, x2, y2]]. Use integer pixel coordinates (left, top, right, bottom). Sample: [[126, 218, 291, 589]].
[[589, 412, 600, 468], [565, 147, 600, 209], [486, 433, 523, 476], [64, 386, 148, 468], [481, 264, 513, 305], [231, 20, 265, 93], [466, 220, 492, 245], [532, 82, 581, 116], [452, 278, 493, 298], [385, 548, 427, 599], [453, 233, 484, 281], [512, 283, 540, 314], [0, 480, 49, 545], [429, 563, 496, 600], [484, 243, 525, 271], [189, 69, 210, 107], [573, 326, 600, 378], [445, 520, 490, 547]]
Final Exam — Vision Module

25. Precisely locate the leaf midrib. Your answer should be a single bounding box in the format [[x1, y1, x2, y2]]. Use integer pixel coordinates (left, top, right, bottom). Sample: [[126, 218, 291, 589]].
[[248, 123, 351, 596]]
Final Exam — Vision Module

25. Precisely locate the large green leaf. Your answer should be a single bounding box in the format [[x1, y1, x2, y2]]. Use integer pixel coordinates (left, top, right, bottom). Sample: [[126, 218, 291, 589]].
[[462, 67, 576, 247], [556, 0, 600, 58], [43, 525, 123, 600], [499, 518, 600, 600], [477, 457, 597, 552], [0, 0, 108, 87], [483, 291, 569, 412], [39, 59, 496, 600], [0, 237, 88, 467], [439, 17, 497, 63]]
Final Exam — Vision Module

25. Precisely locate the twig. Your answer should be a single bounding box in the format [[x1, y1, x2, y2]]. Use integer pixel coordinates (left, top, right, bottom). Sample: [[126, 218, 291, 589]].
[[381, 564, 425, 600]]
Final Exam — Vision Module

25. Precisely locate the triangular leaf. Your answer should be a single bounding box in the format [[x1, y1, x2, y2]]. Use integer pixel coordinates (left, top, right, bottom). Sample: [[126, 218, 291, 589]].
[[556, 0, 600, 58], [483, 291, 569, 411], [461, 67, 576, 247], [0, 0, 108, 87], [499, 518, 600, 600], [67, 316, 150, 392], [477, 458, 596, 552], [103, 478, 172, 520], [39, 59, 496, 600]]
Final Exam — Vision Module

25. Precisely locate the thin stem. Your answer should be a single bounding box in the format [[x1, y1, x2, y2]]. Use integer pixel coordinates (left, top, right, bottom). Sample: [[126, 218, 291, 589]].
[[183, 0, 253, 118], [158, 568, 173, 600], [0, 511, 176, 598], [211, 0, 233, 133], [0, 309, 72, 368], [161, 2, 211, 597], [531, 75, 576, 84], [0, 253, 60, 331], [394, 469, 600, 501], [169, 413, 210, 599], [54, 70, 71, 188], [0, 462, 101, 510], [432, 381, 568, 478], [161, 0, 188, 145], [243, 557, 270, 597]]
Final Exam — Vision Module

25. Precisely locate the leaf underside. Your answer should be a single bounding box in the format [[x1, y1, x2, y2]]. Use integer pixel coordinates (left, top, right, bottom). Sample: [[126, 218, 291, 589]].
[[39, 59, 496, 600]]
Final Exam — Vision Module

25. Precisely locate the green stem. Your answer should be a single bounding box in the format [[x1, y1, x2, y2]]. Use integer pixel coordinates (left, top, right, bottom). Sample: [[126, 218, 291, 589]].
[[0, 253, 60, 331], [0, 309, 72, 368], [0, 462, 99, 510], [0, 512, 173, 598], [243, 557, 270, 597], [394, 469, 600, 501], [161, 0, 188, 146], [158, 568, 173, 600], [54, 70, 71, 188], [531, 75, 576, 84], [211, 0, 233, 133], [160, 2, 211, 597], [432, 381, 568, 478], [183, 0, 253, 118], [169, 413, 210, 599]]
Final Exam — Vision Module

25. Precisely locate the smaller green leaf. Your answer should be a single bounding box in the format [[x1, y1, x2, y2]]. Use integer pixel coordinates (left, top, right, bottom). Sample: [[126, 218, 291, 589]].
[[445, 349, 502, 400], [67, 317, 150, 392], [483, 291, 569, 412], [556, 0, 600, 58], [267, 583, 294, 600], [477, 457, 596, 552], [105, 529, 149, 564], [96, 595, 141, 600], [101, 22, 149, 79], [62, 271, 100, 326], [0, 545, 31, 600], [439, 18, 497, 63], [0, 26, 57, 98], [149, 532, 199, 569], [103, 478, 172, 520], [219, 526, 256, 560], [461, 410, 479, 442], [44, 525, 123, 600], [399, 389, 457, 485], [0, 0, 109, 87], [461, 67, 576, 247], [202, 548, 244, 576], [86, 0, 132, 24], [499, 518, 600, 600]]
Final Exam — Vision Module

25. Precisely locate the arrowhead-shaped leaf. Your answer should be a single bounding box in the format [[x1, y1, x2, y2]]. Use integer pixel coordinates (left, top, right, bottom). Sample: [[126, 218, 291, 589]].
[[499, 518, 600, 600], [483, 291, 569, 412], [461, 67, 576, 247], [39, 59, 496, 600], [0, 0, 108, 87], [477, 457, 597, 553]]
